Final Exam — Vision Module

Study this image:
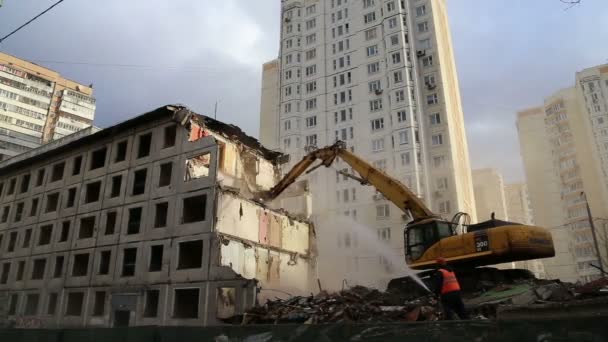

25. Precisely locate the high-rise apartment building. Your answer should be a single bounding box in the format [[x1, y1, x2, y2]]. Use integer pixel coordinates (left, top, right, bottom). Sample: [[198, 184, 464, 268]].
[[0, 52, 96, 161], [504, 183, 532, 225], [260, 0, 475, 288], [504, 183, 546, 279], [472, 168, 508, 222], [517, 71, 608, 283]]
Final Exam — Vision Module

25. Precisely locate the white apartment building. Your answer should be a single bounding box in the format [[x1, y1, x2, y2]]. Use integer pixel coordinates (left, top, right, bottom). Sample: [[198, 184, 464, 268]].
[[472, 168, 508, 222], [260, 0, 475, 289], [504, 183, 546, 279], [0, 53, 96, 161], [518, 72, 608, 283]]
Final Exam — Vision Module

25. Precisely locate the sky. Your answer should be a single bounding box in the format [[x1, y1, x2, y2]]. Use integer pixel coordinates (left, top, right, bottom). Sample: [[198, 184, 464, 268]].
[[0, 0, 606, 183]]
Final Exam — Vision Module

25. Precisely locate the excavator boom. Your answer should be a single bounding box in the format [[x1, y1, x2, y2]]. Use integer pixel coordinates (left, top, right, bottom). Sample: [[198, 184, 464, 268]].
[[256, 141, 435, 220]]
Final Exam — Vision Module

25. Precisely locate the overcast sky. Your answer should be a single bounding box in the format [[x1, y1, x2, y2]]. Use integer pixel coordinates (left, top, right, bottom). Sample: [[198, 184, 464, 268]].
[[0, 0, 606, 183]]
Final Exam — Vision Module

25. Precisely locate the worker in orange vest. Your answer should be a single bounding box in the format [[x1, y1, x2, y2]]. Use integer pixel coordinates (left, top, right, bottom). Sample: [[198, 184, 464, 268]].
[[434, 257, 468, 320]]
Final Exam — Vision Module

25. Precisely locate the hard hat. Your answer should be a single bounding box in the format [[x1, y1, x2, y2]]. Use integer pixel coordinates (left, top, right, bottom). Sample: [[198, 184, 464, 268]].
[[436, 257, 447, 265]]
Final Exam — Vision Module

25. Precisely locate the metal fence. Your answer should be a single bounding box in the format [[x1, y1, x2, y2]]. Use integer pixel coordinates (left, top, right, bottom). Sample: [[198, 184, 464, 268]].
[[0, 317, 607, 341]]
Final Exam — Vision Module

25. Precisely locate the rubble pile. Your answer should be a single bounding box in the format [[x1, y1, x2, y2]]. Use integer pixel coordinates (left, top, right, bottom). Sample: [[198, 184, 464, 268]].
[[236, 286, 440, 324]]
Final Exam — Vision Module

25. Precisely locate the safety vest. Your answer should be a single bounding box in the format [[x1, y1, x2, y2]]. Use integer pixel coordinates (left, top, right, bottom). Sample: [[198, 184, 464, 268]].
[[439, 268, 461, 294]]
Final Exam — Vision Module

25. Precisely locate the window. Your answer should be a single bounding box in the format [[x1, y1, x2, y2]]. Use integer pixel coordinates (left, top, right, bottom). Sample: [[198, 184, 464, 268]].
[[364, 12, 376, 23], [31, 258, 46, 279], [22, 228, 32, 248], [432, 134, 443, 145], [416, 5, 426, 16], [19, 174, 30, 194], [392, 52, 401, 64], [178, 240, 203, 269], [372, 138, 385, 152], [36, 169, 45, 186], [422, 55, 434, 67], [305, 49, 316, 61], [305, 65, 316, 76], [90, 148, 107, 170], [397, 111, 407, 122], [85, 181, 102, 204], [16, 261, 24, 281], [376, 204, 390, 218], [367, 62, 380, 74], [98, 251, 111, 275], [419, 38, 431, 49], [110, 175, 122, 197], [436, 177, 448, 190], [45, 192, 59, 213], [371, 118, 384, 131], [373, 159, 387, 170], [127, 207, 143, 234], [132, 169, 147, 195], [365, 28, 377, 40], [306, 18, 316, 30], [115, 141, 128, 162], [144, 290, 160, 318], [369, 80, 382, 93], [387, 1, 395, 11], [92, 291, 106, 317], [378, 228, 391, 241], [173, 289, 199, 319], [395, 90, 405, 102], [24, 294, 40, 316], [38, 225, 52, 246], [53, 256, 64, 278], [105, 211, 117, 235], [370, 99, 383, 112], [8, 294, 18, 315], [388, 17, 397, 29], [138, 133, 152, 158], [64, 187, 76, 208], [399, 131, 409, 145], [122, 248, 137, 277], [1, 263, 10, 284], [433, 156, 446, 168], [394, 71, 403, 83], [14, 202, 24, 222], [430, 113, 441, 125], [59, 221, 70, 242], [424, 74, 436, 87], [154, 202, 168, 228], [305, 116, 317, 128], [7, 232, 17, 252], [305, 81, 317, 93], [65, 292, 84, 316], [72, 156, 83, 175], [401, 152, 411, 166], [180, 194, 206, 224], [427, 93, 439, 105], [306, 33, 316, 45], [363, 0, 374, 8], [163, 125, 177, 148], [439, 201, 451, 214], [50, 162, 65, 182], [418, 22, 429, 32], [47, 293, 58, 315], [305, 134, 317, 147], [366, 45, 378, 57], [149, 245, 164, 272], [391, 35, 399, 46], [79, 217, 95, 239], [305, 98, 317, 110]]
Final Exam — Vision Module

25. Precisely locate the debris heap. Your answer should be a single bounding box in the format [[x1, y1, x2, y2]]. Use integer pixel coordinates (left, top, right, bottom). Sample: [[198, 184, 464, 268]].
[[234, 286, 440, 324]]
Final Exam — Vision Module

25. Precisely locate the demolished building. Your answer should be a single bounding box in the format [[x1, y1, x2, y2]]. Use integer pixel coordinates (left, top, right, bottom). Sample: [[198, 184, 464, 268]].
[[0, 105, 316, 328]]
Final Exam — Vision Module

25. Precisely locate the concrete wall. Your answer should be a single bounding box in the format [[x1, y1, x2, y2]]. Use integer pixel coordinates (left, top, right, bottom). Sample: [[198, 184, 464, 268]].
[[0, 112, 314, 328]]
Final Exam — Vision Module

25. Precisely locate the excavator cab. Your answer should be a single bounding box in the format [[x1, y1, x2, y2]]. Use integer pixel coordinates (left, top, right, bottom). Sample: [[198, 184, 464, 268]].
[[405, 219, 455, 262]]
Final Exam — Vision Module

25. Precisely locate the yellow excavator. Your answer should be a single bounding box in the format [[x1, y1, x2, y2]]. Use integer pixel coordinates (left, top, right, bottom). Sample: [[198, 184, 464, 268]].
[[255, 141, 555, 289]]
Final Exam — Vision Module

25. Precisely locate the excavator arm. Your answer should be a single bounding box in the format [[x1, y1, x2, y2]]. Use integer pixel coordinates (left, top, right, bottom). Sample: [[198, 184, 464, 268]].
[[256, 141, 436, 221]]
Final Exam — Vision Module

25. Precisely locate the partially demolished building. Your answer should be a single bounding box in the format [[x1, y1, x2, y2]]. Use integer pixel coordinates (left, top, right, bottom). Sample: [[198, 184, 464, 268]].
[[0, 105, 315, 327]]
